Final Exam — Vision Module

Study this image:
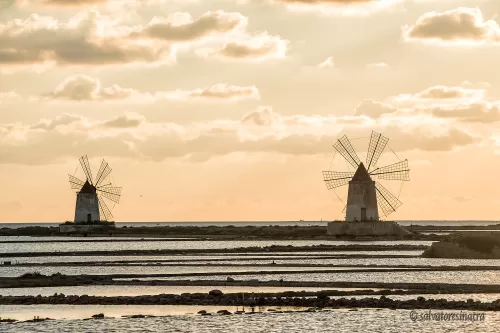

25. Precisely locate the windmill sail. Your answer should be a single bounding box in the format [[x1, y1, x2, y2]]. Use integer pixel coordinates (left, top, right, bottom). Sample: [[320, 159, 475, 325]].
[[366, 131, 388, 172], [79, 155, 94, 185], [375, 182, 402, 217], [332, 135, 361, 169], [68, 175, 85, 190], [94, 160, 112, 186], [322, 171, 355, 189], [370, 159, 410, 181], [97, 186, 122, 204], [98, 195, 113, 221]]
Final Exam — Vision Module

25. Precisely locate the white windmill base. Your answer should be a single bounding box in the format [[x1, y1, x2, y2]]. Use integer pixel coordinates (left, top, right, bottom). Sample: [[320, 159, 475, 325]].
[[327, 221, 409, 237]]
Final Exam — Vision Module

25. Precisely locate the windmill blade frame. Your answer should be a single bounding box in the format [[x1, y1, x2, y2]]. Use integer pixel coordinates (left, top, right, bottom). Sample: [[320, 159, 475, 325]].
[[332, 135, 362, 169], [375, 182, 403, 217], [68, 174, 85, 191], [79, 155, 94, 185], [97, 195, 113, 221], [97, 186, 122, 204], [94, 159, 112, 187], [323, 171, 355, 189], [365, 131, 388, 173], [370, 159, 410, 181]]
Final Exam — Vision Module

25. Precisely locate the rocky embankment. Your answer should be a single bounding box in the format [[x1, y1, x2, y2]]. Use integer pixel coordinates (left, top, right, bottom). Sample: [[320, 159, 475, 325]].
[[0, 292, 499, 311], [423, 233, 500, 259]]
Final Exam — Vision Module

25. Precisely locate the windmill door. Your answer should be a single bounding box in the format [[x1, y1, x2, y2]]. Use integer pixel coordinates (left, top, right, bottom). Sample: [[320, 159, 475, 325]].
[[361, 208, 367, 221]]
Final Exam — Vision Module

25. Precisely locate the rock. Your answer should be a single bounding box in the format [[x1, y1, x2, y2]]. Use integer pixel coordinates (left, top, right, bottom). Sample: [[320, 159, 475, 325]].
[[197, 310, 207, 314], [209, 289, 223, 297], [217, 310, 231, 315], [226, 277, 235, 282], [130, 314, 146, 318], [0, 318, 17, 323], [92, 313, 104, 319]]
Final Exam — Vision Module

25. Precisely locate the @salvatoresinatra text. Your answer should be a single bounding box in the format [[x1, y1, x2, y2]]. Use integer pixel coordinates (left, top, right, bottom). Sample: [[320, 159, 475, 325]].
[[410, 310, 486, 322]]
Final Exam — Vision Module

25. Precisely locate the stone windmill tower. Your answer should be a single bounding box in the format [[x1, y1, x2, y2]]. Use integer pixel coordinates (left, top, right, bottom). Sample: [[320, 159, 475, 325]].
[[345, 162, 379, 221], [68, 155, 122, 223], [323, 131, 410, 222]]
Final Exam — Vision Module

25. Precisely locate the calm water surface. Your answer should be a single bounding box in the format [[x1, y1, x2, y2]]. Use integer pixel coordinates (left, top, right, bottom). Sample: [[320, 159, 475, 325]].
[[0, 307, 497, 333], [147, 270, 500, 285], [0, 240, 432, 253], [0, 265, 399, 277]]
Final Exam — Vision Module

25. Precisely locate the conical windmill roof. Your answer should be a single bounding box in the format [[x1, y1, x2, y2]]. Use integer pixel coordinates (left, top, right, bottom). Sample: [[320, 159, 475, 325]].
[[351, 162, 372, 181], [80, 180, 96, 194]]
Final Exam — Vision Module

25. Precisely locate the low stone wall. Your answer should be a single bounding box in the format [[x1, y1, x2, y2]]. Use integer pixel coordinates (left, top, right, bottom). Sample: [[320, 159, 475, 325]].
[[327, 221, 409, 237]]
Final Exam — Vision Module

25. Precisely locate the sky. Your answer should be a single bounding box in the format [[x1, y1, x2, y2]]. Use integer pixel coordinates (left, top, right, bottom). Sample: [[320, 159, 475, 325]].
[[1, 0, 500, 222]]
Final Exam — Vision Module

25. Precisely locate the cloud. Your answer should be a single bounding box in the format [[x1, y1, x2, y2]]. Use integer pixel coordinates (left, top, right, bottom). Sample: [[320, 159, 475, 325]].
[[403, 7, 500, 45], [355, 100, 398, 118], [129, 11, 247, 43], [429, 102, 500, 123], [318, 56, 334, 68], [355, 85, 500, 124], [241, 107, 284, 126], [0, 11, 171, 69], [392, 85, 485, 104], [204, 33, 288, 61], [0, 91, 19, 103], [40, 0, 108, 6], [268, 0, 403, 15], [101, 112, 146, 128], [0, 107, 480, 164], [43, 75, 260, 102], [366, 62, 389, 69], [0, 9, 285, 68], [452, 195, 472, 202], [188, 84, 260, 101]]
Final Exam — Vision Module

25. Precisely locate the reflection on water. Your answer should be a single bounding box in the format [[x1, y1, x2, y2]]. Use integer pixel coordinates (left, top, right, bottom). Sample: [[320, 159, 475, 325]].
[[0, 307, 497, 333], [0, 285, 333, 297]]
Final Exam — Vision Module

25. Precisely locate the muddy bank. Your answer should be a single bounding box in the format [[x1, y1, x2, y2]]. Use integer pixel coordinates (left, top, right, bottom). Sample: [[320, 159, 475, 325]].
[[423, 234, 500, 259], [0, 244, 428, 258], [0, 292, 499, 311], [410, 224, 500, 232], [0, 273, 108, 288]]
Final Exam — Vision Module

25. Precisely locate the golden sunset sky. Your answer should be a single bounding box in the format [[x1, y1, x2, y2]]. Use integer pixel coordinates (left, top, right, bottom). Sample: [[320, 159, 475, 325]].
[[1, 0, 500, 222]]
